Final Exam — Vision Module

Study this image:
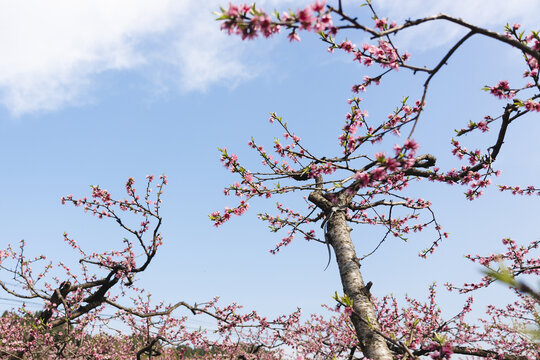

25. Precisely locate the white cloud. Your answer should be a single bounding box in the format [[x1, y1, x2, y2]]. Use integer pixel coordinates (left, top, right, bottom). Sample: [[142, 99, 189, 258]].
[[171, 8, 255, 93], [0, 1, 270, 115], [0, 0, 191, 115]]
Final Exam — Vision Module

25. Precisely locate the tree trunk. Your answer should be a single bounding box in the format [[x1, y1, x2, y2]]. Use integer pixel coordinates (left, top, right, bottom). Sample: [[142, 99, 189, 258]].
[[326, 210, 394, 360]]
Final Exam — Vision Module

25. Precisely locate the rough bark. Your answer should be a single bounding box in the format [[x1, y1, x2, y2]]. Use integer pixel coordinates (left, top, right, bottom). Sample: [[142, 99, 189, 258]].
[[326, 210, 394, 360]]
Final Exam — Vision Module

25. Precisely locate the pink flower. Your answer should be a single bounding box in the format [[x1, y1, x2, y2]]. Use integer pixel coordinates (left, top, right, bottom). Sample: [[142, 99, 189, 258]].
[[374, 152, 386, 162], [477, 121, 489, 132], [340, 40, 355, 53], [319, 14, 333, 28], [371, 167, 387, 181], [524, 99, 540, 112], [401, 51, 410, 61], [441, 343, 453, 357], [402, 155, 415, 169], [404, 138, 419, 153], [489, 80, 515, 99], [354, 171, 370, 187], [288, 31, 301, 42], [375, 18, 387, 31], [310, 0, 326, 13], [297, 6, 314, 30], [226, 3, 240, 17], [386, 158, 400, 172], [352, 84, 366, 93]]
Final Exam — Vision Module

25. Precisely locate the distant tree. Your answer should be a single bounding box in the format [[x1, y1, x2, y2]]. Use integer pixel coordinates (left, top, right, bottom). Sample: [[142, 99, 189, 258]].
[[0, 176, 291, 359]]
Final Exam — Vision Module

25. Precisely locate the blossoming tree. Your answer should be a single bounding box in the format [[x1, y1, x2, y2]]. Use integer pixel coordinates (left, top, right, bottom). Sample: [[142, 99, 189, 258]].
[[0, 176, 298, 359], [212, 1, 540, 359], [0, 1, 539, 359]]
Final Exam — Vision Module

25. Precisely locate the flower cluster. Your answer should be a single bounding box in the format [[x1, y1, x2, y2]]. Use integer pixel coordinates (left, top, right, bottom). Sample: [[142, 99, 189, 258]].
[[217, 1, 334, 41]]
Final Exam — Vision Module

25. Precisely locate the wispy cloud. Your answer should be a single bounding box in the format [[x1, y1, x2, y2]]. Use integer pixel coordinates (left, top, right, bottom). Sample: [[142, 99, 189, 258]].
[[0, 0, 187, 115], [0, 0, 294, 116], [171, 7, 255, 93], [0, 1, 178, 115]]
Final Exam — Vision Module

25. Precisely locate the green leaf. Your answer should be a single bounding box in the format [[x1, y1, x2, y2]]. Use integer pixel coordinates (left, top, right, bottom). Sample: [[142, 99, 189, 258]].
[[215, 14, 230, 21], [483, 263, 516, 286], [342, 294, 354, 307], [513, 99, 524, 107], [433, 332, 446, 344]]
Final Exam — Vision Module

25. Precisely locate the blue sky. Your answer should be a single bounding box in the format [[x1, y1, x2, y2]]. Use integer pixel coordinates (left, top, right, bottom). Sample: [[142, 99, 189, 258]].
[[1, 0, 539, 333]]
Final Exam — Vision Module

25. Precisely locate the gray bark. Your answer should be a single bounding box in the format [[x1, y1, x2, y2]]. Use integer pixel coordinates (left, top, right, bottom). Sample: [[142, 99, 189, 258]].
[[326, 210, 394, 360]]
